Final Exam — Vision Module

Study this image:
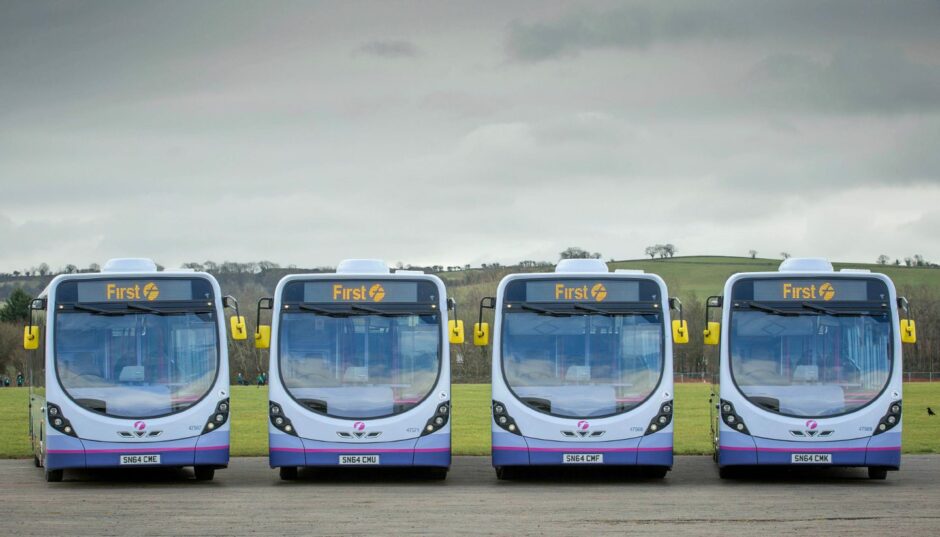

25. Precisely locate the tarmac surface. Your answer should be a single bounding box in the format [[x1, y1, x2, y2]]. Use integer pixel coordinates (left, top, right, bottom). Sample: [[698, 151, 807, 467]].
[[1, 456, 938, 536]]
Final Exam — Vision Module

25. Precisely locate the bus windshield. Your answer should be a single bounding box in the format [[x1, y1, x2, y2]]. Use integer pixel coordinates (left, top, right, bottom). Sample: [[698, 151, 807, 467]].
[[729, 310, 892, 417], [278, 312, 441, 419], [55, 311, 219, 418], [502, 312, 663, 418]]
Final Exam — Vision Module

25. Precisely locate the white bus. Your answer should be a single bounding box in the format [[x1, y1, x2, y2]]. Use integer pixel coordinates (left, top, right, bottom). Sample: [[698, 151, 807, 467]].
[[475, 259, 689, 479], [706, 258, 917, 479], [256, 259, 463, 480], [24, 258, 247, 482]]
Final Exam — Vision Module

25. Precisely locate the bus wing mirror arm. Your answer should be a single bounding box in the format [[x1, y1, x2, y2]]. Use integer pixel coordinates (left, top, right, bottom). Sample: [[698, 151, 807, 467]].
[[223, 296, 248, 341], [255, 298, 273, 349], [474, 297, 495, 347], [669, 297, 689, 344], [447, 297, 465, 344], [23, 298, 46, 350]]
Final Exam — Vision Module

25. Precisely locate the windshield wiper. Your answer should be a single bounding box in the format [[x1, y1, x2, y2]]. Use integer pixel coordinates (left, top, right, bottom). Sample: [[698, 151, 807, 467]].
[[519, 303, 571, 316], [126, 302, 168, 315], [573, 304, 615, 316], [746, 302, 801, 316], [70, 304, 123, 316], [801, 302, 878, 317]]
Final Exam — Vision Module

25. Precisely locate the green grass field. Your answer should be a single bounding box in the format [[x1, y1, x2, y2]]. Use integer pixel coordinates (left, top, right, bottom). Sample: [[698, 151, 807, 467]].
[[607, 256, 940, 298], [2, 383, 938, 458]]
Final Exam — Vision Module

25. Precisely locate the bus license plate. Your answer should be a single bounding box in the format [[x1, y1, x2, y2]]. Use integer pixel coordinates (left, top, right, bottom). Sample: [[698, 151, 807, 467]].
[[339, 455, 380, 465], [563, 454, 603, 464], [120, 454, 161, 465], [791, 453, 831, 464]]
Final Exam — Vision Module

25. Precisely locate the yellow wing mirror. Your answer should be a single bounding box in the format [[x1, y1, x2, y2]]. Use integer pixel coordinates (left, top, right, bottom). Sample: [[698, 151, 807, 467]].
[[668, 298, 689, 345], [448, 320, 465, 344], [704, 322, 720, 346], [900, 319, 917, 344], [672, 320, 689, 344], [23, 325, 40, 350], [254, 297, 274, 349], [229, 316, 247, 341], [255, 325, 271, 349], [473, 322, 490, 346], [223, 296, 247, 340]]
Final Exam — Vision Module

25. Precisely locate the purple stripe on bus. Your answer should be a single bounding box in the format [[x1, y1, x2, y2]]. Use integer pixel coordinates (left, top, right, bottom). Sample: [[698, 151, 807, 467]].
[[492, 446, 670, 453], [270, 447, 449, 453], [720, 445, 899, 453], [48, 446, 227, 454]]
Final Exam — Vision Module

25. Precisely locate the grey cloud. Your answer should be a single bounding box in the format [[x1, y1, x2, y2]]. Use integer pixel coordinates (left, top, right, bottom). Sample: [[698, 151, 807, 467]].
[[746, 46, 940, 114], [504, 1, 940, 63], [505, 5, 739, 62], [354, 39, 420, 58]]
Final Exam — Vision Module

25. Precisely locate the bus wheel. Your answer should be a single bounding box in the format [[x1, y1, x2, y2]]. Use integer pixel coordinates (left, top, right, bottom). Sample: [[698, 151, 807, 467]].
[[194, 466, 215, 481], [279, 466, 299, 481], [495, 467, 515, 480], [45, 469, 63, 483], [425, 467, 448, 480], [718, 466, 737, 480], [643, 466, 668, 479], [868, 467, 888, 480]]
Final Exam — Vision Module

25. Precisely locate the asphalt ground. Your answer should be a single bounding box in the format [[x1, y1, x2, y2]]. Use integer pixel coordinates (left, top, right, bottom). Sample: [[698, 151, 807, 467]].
[[1, 456, 938, 536]]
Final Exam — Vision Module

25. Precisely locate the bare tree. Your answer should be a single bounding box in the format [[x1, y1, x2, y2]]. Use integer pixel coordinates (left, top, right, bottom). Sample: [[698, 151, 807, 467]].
[[780, 252, 791, 260], [876, 255, 890, 265], [748, 250, 758, 259], [663, 244, 676, 258], [560, 247, 601, 260], [644, 246, 658, 259]]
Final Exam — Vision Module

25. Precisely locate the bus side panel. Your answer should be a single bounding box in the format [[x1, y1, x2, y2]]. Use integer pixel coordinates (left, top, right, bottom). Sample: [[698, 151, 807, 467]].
[[492, 430, 529, 466], [194, 429, 230, 466], [717, 428, 758, 466], [300, 437, 418, 466], [866, 431, 902, 468], [636, 429, 673, 467], [413, 431, 450, 467], [269, 430, 305, 468], [45, 431, 86, 470]]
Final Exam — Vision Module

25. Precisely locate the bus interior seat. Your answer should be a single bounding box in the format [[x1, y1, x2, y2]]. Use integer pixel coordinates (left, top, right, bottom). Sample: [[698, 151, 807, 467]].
[[792, 365, 820, 383], [118, 365, 146, 383], [565, 365, 591, 382], [343, 366, 369, 383]]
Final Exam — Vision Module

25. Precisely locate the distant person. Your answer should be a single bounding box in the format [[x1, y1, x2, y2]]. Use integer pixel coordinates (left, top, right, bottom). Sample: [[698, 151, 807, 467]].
[[236, 372, 245, 386], [16, 373, 24, 387], [256, 373, 264, 388], [3, 377, 10, 387], [262, 372, 267, 385]]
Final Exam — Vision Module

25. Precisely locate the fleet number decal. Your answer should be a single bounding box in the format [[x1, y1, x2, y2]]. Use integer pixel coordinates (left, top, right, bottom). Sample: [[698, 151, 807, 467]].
[[563, 453, 604, 464], [339, 455, 380, 465], [791, 453, 831, 464], [120, 454, 161, 465]]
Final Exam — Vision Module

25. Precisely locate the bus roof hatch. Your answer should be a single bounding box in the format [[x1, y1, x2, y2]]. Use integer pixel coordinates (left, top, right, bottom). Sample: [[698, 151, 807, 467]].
[[101, 258, 158, 273], [778, 257, 834, 273], [336, 259, 391, 275], [555, 259, 609, 274]]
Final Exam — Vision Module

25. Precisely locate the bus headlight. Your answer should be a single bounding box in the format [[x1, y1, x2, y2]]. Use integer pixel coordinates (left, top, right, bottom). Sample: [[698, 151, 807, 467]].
[[645, 400, 674, 435], [202, 398, 231, 434], [421, 401, 451, 436], [873, 400, 902, 436], [269, 401, 298, 437], [719, 400, 750, 436], [492, 400, 522, 436], [46, 403, 78, 437]]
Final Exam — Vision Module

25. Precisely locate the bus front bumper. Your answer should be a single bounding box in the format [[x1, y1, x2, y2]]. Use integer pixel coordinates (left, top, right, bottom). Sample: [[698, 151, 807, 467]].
[[492, 430, 673, 467], [269, 431, 450, 468], [44, 430, 230, 470], [718, 430, 901, 468]]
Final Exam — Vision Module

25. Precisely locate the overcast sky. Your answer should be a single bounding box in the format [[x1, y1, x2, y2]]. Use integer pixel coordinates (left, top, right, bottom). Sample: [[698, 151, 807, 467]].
[[2, 1, 939, 271]]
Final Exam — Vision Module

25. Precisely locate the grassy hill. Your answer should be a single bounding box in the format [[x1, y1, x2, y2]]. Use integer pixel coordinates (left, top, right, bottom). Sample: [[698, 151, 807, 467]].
[[606, 255, 940, 298]]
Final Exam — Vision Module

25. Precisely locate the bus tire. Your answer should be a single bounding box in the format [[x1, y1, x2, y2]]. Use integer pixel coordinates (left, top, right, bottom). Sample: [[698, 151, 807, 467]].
[[718, 466, 736, 480], [45, 469, 63, 483], [495, 466, 516, 480], [868, 467, 888, 480], [425, 467, 448, 480], [643, 466, 668, 479], [279, 466, 299, 481], [194, 466, 215, 481]]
